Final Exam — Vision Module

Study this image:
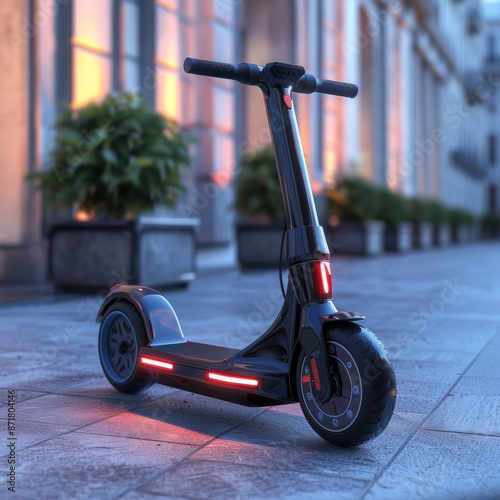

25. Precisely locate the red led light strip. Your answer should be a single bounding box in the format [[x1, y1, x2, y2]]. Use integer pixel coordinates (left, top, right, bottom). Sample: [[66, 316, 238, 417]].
[[320, 261, 331, 295], [207, 372, 259, 387], [140, 357, 174, 371]]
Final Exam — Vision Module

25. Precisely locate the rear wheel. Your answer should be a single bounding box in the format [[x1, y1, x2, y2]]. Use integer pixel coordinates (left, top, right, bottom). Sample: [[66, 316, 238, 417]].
[[297, 323, 396, 447], [98, 301, 153, 393]]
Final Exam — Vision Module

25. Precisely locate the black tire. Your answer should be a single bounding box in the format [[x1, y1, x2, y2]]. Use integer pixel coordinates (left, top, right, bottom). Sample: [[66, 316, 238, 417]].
[[98, 301, 153, 393], [297, 322, 396, 447]]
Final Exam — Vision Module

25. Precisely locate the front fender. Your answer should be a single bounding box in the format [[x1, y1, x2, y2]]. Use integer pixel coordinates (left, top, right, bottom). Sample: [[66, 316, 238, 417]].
[[96, 285, 186, 346]]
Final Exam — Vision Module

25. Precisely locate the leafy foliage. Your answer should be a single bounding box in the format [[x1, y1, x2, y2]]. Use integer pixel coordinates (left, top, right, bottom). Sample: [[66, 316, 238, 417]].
[[408, 197, 433, 224], [375, 187, 410, 226], [27, 93, 192, 219], [449, 208, 476, 226], [426, 200, 450, 225], [234, 147, 284, 221], [481, 213, 500, 230], [325, 177, 381, 222]]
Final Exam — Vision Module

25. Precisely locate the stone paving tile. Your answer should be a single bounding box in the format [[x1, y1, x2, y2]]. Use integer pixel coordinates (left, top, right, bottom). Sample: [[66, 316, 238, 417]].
[[12, 432, 196, 500], [12, 393, 141, 428], [133, 458, 368, 500], [0, 352, 56, 376], [364, 430, 500, 499], [391, 358, 466, 385], [0, 367, 101, 392], [0, 419, 74, 457], [394, 379, 450, 414], [189, 407, 423, 483], [76, 391, 266, 446], [58, 376, 178, 401], [423, 393, 500, 436], [451, 375, 500, 396]]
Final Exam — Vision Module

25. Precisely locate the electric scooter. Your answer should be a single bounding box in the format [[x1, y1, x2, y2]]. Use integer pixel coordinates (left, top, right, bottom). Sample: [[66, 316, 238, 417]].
[[97, 57, 396, 447]]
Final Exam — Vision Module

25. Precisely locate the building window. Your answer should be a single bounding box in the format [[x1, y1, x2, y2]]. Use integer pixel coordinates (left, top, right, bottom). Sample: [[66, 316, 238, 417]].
[[71, 0, 142, 108], [121, 0, 141, 92], [489, 134, 497, 166], [72, 0, 113, 108]]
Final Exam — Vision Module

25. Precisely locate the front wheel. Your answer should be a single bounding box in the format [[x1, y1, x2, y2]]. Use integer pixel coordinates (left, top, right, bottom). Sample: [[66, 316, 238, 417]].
[[297, 323, 396, 447]]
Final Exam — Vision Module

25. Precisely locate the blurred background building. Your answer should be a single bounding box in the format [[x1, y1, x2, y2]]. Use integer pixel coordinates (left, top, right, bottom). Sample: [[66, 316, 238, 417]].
[[0, 0, 499, 283]]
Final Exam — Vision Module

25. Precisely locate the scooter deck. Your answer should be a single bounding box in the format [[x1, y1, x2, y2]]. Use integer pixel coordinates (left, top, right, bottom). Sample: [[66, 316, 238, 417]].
[[138, 341, 294, 407], [142, 341, 239, 368]]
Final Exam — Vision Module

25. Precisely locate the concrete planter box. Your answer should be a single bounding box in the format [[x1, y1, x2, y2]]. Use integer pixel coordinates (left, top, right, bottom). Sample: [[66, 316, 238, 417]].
[[48, 217, 199, 290], [433, 223, 451, 246], [384, 222, 413, 252], [327, 221, 385, 256], [412, 222, 433, 249], [451, 224, 470, 243], [236, 221, 283, 268]]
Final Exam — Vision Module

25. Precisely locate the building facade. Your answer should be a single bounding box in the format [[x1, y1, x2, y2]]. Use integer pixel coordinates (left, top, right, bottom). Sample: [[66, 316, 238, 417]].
[[0, 0, 494, 283], [483, 0, 500, 215]]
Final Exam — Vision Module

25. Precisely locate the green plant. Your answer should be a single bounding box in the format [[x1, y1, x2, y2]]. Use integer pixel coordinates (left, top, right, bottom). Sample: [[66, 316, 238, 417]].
[[481, 213, 500, 230], [325, 177, 381, 222], [27, 93, 192, 218], [234, 146, 284, 221], [426, 200, 450, 225], [375, 187, 410, 226], [408, 198, 432, 224], [449, 208, 476, 227]]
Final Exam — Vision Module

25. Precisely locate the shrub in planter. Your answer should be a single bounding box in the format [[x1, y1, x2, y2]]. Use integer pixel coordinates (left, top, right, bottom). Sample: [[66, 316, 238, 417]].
[[408, 198, 433, 249], [29, 93, 191, 218], [375, 188, 412, 252], [481, 213, 500, 239], [427, 200, 451, 246], [449, 209, 476, 243], [325, 177, 384, 256], [234, 146, 285, 267], [27, 93, 196, 288]]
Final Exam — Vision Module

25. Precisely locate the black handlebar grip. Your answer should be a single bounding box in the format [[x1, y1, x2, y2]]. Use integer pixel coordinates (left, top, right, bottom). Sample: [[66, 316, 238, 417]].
[[183, 57, 260, 85], [315, 78, 358, 98]]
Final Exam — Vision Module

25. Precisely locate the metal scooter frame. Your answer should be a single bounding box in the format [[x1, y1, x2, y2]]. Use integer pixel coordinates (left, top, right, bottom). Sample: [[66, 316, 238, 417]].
[[97, 58, 363, 408]]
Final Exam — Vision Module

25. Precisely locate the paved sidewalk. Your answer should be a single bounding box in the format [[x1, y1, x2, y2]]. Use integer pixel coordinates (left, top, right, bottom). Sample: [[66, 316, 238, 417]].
[[1, 242, 500, 499]]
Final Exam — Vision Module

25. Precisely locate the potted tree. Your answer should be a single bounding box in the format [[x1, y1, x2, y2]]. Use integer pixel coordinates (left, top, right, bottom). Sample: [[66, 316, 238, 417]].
[[234, 147, 285, 267], [427, 200, 451, 246], [325, 177, 385, 256], [376, 187, 412, 252], [28, 93, 197, 290], [408, 198, 433, 249], [449, 208, 476, 243], [481, 213, 500, 240]]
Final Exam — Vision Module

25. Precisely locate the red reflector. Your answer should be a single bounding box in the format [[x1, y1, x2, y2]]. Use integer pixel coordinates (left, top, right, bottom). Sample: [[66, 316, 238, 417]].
[[310, 357, 322, 392], [283, 93, 292, 109], [140, 357, 174, 371], [207, 372, 259, 387]]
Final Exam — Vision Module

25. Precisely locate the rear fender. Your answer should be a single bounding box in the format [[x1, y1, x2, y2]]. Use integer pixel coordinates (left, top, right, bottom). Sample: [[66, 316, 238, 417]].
[[96, 285, 186, 346]]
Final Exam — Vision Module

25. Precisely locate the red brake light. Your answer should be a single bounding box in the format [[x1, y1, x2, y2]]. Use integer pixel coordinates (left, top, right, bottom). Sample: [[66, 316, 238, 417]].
[[319, 261, 331, 295]]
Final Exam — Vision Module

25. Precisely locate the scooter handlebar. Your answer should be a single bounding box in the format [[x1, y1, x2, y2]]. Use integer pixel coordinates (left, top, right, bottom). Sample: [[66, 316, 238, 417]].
[[183, 57, 358, 98], [183, 57, 261, 85], [293, 73, 358, 98]]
